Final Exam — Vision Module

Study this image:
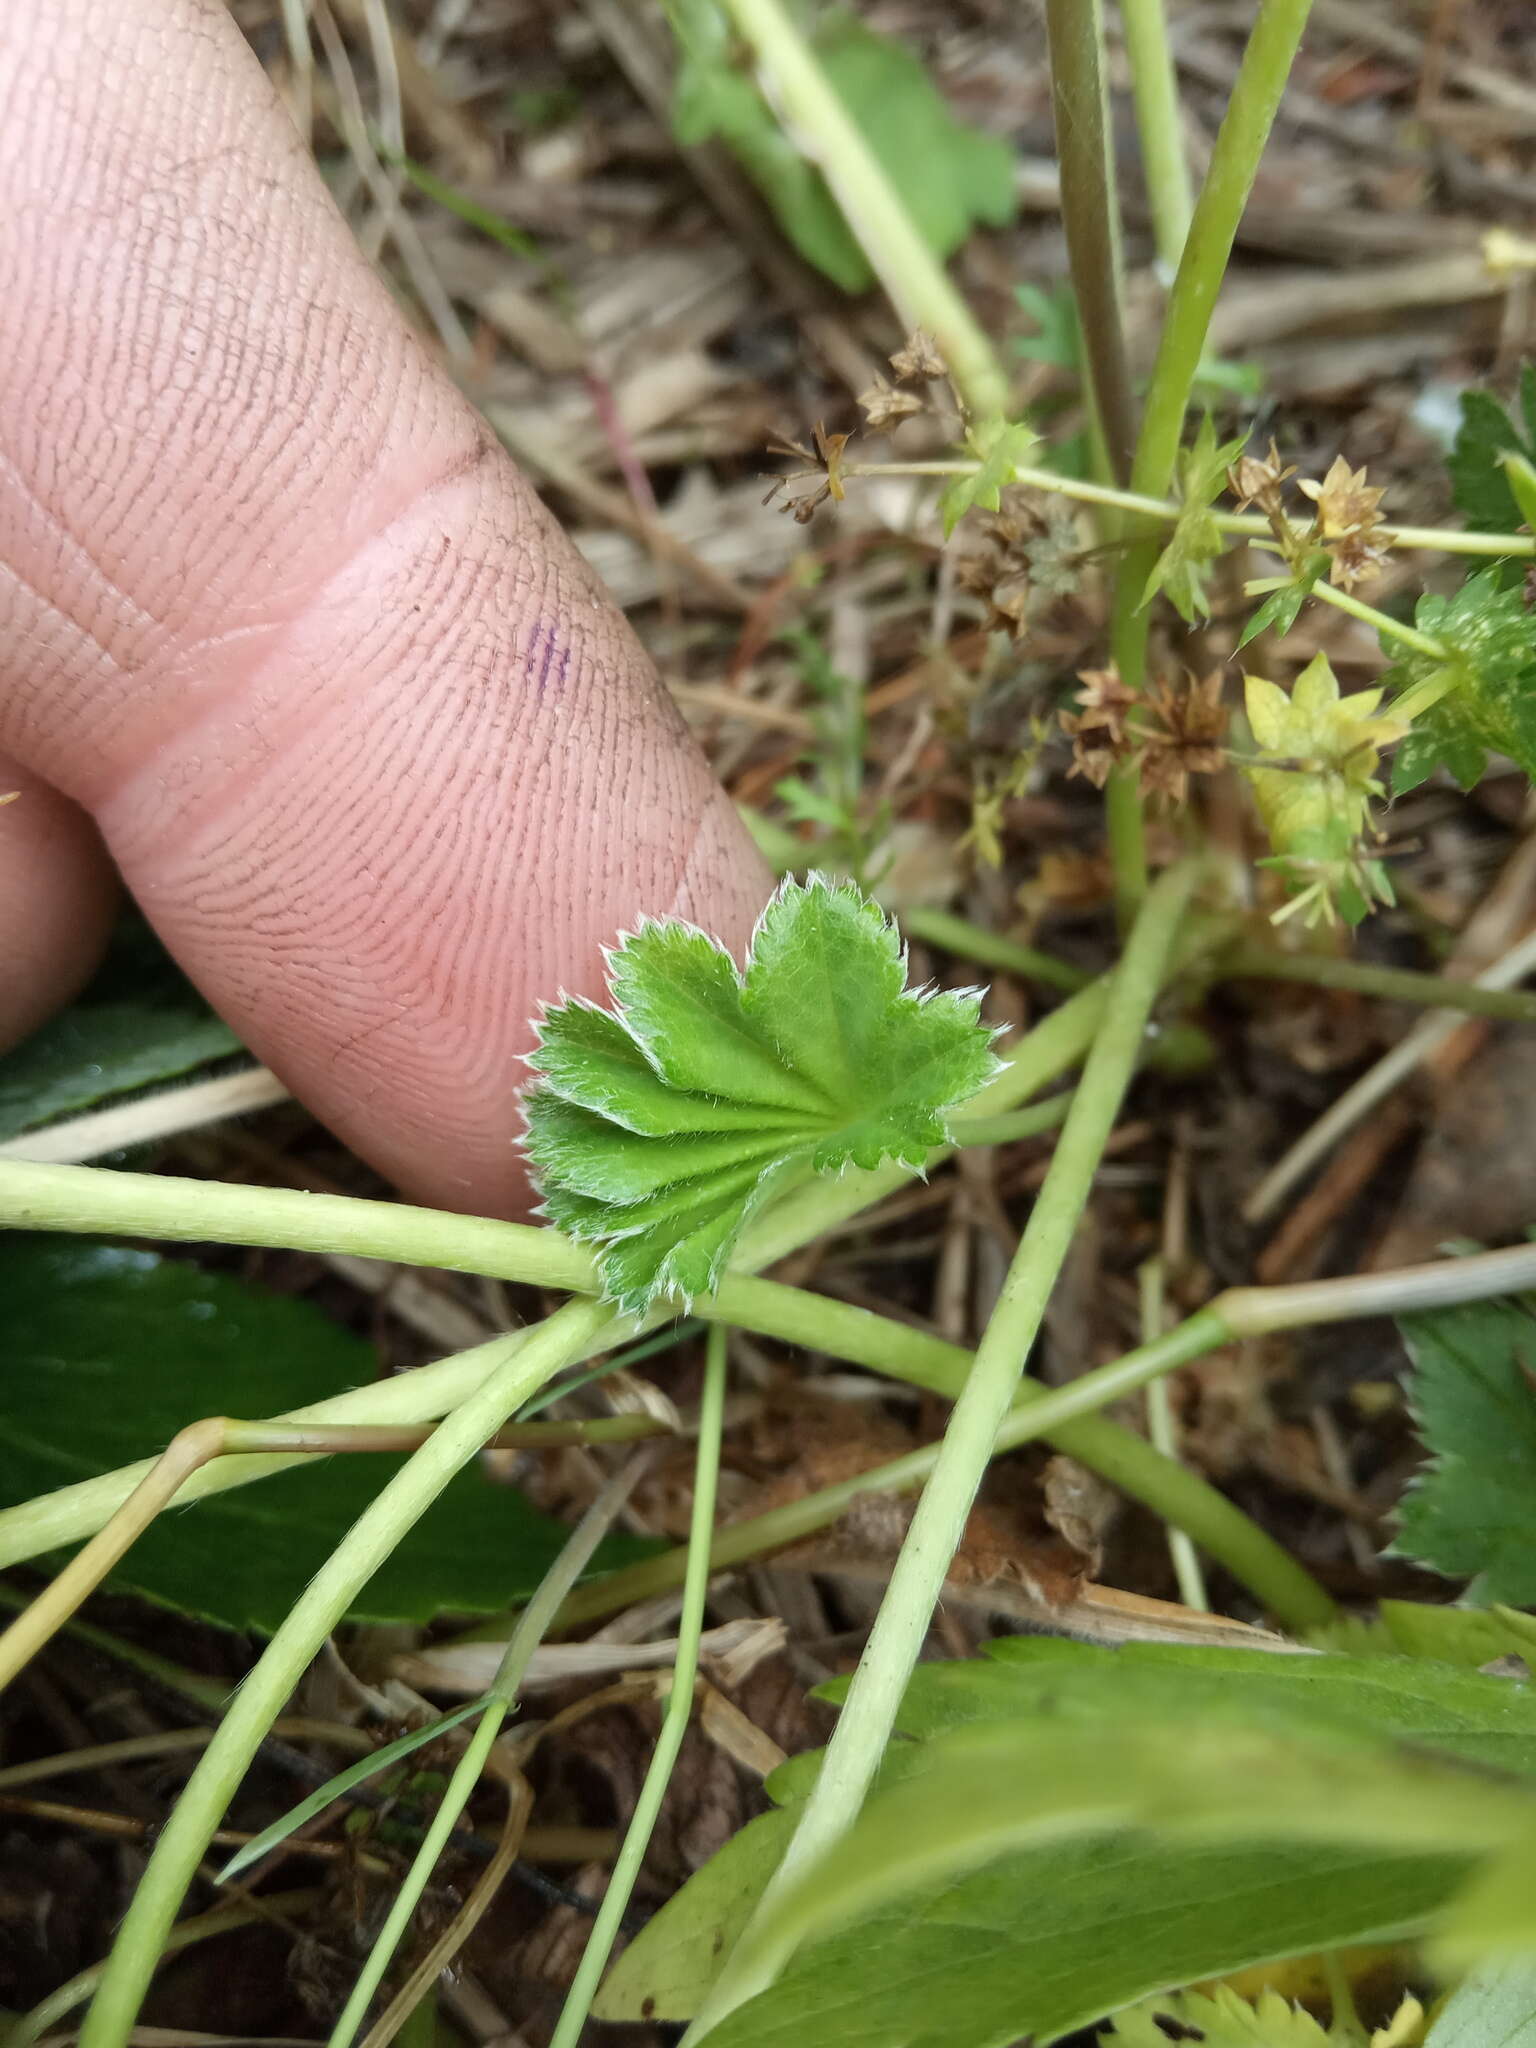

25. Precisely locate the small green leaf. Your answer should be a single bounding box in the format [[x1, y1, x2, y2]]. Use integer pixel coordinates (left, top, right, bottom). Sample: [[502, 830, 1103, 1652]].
[[523, 876, 999, 1315], [1236, 581, 1308, 650], [937, 419, 1037, 538], [217, 1697, 492, 1880], [1236, 556, 1327, 651], [1382, 568, 1536, 793], [0, 1238, 651, 1633], [0, 919, 241, 1141], [1424, 1957, 1536, 2043], [1448, 368, 1536, 541], [1142, 415, 1248, 622], [1393, 1297, 1536, 1604], [671, 7, 1015, 293], [1314, 1600, 1536, 1670]]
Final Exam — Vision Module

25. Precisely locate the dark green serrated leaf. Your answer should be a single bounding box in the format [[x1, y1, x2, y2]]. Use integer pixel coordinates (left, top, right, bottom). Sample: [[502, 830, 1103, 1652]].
[[0, 1238, 651, 1633], [670, 7, 1014, 293], [1383, 568, 1536, 793], [1394, 1297, 1536, 1604], [523, 876, 998, 1314], [1448, 367, 1536, 545], [601, 1637, 1536, 2042], [0, 918, 242, 1141]]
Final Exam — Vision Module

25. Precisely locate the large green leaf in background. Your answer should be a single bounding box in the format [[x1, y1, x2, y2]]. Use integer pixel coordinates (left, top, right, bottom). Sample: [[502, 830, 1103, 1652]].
[[0, 918, 242, 1141], [1426, 1958, 1536, 2046], [598, 1636, 1536, 2044], [1448, 366, 1536, 539], [0, 1238, 650, 1632], [1394, 1297, 1536, 1605], [671, 6, 1015, 294]]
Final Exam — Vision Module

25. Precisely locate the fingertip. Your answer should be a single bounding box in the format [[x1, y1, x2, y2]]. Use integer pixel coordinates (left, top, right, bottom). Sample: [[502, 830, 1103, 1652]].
[[0, 756, 118, 1052], [662, 787, 776, 961]]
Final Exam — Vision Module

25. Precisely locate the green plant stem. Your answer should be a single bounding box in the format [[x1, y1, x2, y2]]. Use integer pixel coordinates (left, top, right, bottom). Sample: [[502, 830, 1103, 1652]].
[[1224, 940, 1536, 1022], [1041, 0, 1148, 915], [1135, 0, 1318, 506], [78, 1298, 607, 2048], [1044, 0, 1137, 481], [688, 861, 1202, 2039], [554, 1307, 1318, 1637], [948, 1096, 1072, 1148], [1120, 0, 1194, 262], [326, 1450, 642, 2048], [1139, 1258, 1208, 1612], [567, 1235, 1536, 1651], [549, 1324, 729, 2048], [900, 905, 1090, 993], [716, 0, 1009, 420], [844, 459, 1536, 559], [0, 969, 1185, 1569], [1303, 577, 1450, 658], [1107, 0, 1316, 920], [1106, 768, 1151, 928]]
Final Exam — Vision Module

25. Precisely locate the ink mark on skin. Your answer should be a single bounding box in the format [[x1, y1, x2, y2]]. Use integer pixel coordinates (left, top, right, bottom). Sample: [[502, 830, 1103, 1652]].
[[528, 620, 570, 697]]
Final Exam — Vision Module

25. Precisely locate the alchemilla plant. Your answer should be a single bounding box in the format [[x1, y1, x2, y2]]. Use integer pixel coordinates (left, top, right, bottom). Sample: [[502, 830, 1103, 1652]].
[[6, 3, 1536, 2047]]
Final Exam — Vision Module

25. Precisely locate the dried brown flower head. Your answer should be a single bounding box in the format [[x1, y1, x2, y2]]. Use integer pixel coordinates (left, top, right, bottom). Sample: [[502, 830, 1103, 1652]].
[[1227, 438, 1297, 515], [1298, 456, 1385, 540], [1061, 666, 1138, 788], [1297, 456, 1388, 593], [763, 420, 852, 523], [890, 330, 947, 382], [960, 488, 1082, 639], [1327, 529, 1390, 594], [857, 372, 923, 432], [1136, 670, 1230, 806]]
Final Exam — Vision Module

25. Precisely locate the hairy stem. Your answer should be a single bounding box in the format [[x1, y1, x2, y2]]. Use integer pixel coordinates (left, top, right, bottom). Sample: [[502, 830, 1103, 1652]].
[[1304, 576, 1450, 659], [78, 1299, 607, 2048], [326, 1453, 643, 2048], [550, 1324, 729, 2048], [718, 0, 1009, 419], [1224, 939, 1536, 1023], [1044, 0, 1137, 480], [688, 861, 1202, 2038], [842, 460, 1536, 559], [901, 905, 1090, 993], [568, 1236, 1536, 1652], [553, 1345, 1326, 1638], [0, 1412, 664, 1694], [0, 976, 1206, 1572], [1134, 0, 1318, 506], [1120, 0, 1194, 263], [1107, 0, 1314, 914]]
